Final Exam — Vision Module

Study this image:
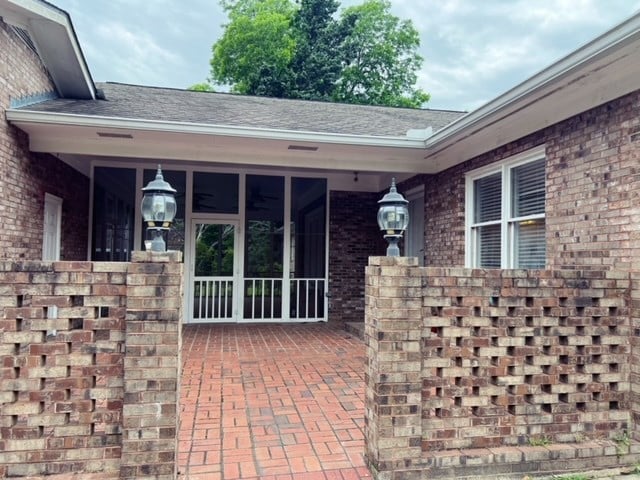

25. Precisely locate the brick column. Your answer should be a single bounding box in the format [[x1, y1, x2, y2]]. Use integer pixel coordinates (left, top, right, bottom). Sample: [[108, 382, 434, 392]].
[[365, 256, 423, 480], [631, 272, 640, 440], [120, 251, 183, 479]]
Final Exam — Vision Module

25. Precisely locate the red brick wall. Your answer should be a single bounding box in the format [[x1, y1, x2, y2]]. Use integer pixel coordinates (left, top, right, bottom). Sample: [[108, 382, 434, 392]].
[[0, 253, 182, 479], [328, 191, 385, 323], [0, 20, 90, 261], [365, 257, 637, 479], [546, 92, 640, 271], [419, 90, 640, 271]]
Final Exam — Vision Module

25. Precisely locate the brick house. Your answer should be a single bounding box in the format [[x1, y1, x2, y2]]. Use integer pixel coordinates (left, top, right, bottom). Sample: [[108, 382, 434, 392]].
[[2, 0, 640, 326]]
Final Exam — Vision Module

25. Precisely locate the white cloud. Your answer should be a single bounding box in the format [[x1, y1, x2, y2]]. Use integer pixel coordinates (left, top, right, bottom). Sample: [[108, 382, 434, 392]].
[[53, 0, 640, 109]]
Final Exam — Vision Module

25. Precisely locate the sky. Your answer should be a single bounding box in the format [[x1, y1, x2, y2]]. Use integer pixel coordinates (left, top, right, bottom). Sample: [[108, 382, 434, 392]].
[[52, 0, 640, 111]]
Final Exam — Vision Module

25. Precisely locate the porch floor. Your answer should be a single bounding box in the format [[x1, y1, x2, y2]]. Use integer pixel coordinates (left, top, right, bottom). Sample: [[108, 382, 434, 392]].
[[179, 323, 371, 479]]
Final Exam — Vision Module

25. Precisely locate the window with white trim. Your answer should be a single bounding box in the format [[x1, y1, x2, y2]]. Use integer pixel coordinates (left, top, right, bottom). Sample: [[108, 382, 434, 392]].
[[465, 148, 546, 269]]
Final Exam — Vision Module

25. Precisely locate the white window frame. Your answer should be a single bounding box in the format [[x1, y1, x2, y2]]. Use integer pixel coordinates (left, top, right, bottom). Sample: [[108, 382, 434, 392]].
[[465, 146, 546, 268]]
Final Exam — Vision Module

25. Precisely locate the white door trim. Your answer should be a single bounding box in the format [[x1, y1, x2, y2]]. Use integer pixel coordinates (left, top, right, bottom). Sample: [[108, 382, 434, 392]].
[[43, 193, 62, 261]]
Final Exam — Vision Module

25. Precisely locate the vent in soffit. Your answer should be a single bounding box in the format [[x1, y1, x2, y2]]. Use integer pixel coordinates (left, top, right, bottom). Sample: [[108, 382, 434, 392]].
[[97, 132, 133, 139], [288, 145, 318, 151], [10, 26, 38, 55]]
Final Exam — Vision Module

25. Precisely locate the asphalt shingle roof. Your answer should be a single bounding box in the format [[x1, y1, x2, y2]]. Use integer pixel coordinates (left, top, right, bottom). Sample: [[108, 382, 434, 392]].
[[20, 82, 466, 137]]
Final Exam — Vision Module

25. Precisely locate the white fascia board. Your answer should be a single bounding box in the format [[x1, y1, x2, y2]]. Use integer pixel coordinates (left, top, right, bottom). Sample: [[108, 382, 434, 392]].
[[425, 11, 640, 150], [5, 0, 67, 23], [5, 110, 426, 149]]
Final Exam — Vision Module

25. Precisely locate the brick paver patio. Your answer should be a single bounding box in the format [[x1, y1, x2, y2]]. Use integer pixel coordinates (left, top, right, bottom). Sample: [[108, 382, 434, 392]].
[[179, 323, 371, 479]]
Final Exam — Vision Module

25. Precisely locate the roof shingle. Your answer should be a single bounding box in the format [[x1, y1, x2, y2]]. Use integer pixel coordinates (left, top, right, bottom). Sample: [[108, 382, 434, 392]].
[[20, 82, 466, 137]]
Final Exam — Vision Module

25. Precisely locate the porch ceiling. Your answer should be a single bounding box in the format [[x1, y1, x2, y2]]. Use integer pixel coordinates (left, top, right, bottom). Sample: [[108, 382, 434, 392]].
[[8, 118, 430, 174]]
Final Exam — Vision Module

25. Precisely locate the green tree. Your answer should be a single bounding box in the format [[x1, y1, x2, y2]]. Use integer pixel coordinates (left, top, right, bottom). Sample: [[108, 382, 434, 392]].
[[188, 82, 215, 92], [333, 0, 429, 107], [206, 0, 429, 108], [211, 0, 296, 96], [288, 0, 351, 101]]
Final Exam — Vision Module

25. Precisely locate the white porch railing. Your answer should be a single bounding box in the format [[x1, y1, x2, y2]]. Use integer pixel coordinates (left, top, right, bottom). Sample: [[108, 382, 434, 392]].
[[243, 278, 283, 320], [193, 277, 234, 320], [193, 277, 327, 321], [290, 278, 325, 320]]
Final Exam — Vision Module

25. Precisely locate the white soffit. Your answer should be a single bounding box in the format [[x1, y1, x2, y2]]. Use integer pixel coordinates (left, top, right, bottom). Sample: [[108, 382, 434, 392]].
[[6, 114, 430, 174]]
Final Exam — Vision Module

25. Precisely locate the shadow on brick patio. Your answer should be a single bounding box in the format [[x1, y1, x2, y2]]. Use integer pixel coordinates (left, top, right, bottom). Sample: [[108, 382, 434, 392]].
[[178, 323, 371, 480]]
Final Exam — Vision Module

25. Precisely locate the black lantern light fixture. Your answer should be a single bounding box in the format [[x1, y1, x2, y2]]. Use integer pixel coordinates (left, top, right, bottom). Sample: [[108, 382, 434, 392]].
[[377, 178, 409, 257], [141, 165, 177, 252]]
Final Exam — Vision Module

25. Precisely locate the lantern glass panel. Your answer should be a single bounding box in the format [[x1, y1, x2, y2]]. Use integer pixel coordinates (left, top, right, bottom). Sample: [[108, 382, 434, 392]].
[[378, 205, 409, 233]]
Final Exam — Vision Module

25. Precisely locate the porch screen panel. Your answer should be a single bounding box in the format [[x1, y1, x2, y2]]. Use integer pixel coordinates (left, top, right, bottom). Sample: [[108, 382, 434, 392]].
[[143, 169, 186, 252], [290, 178, 327, 319], [244, 175, 284, 319], [193, 223, 235, 320], [192, 172, 239, 214], [92, 167, 135, 261]]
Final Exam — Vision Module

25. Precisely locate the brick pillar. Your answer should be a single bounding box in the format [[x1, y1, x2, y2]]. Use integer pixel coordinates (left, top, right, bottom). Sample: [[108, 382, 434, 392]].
[[631, 272, 640, 440], [121, 251, 183, 479], [365, 256, 423, 480]]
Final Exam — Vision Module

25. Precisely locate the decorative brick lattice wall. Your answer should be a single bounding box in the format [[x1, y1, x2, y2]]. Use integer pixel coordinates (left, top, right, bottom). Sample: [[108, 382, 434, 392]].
[[0, 252, 182, 479], [365, 257, 640, 480]]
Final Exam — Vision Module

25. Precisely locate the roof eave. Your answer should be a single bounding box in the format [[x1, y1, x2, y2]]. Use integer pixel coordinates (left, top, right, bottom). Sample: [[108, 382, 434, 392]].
[[2, 0, 95, 99], [5, 109, 427, 149], [425, 10, 640, 153]]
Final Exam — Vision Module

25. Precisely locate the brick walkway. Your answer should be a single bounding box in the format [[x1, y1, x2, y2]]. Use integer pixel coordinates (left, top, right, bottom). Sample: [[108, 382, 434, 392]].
[[179, 323, 371, 480]]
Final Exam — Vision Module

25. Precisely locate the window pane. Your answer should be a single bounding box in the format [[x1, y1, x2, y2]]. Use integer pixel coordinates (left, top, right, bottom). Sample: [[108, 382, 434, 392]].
[[92, 167, 135, 261], [193, 172, 239, 213], [143, 169, 185, 252], [290, 178, 326, 278], [474, 173, 501, 223], [516, 219, 546, 268], [244, 175, 284, 278], [512, 159, 545, 217], [477, 224, 501, 268]]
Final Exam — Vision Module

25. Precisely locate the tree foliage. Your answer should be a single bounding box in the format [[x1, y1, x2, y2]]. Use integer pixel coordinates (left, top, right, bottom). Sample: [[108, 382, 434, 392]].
[[333, 0, 429, 107], [288, 0, 349, 101], [188, 82, 216, 92], [211, 0, 296, 97], [204, 0, 429, 108]]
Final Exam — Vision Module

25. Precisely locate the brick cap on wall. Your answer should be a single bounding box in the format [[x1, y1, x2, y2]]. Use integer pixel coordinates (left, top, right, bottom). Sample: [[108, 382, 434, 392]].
[[131, 250, 183, 263], [369, 256, 419, 267]]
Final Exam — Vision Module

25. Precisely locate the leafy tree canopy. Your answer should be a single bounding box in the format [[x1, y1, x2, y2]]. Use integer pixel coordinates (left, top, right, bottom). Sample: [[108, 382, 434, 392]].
[[334, 0, 430, 107], [201, 0, 429, 108], [212, 0, 296, 97], [188, 82, 216, 92]]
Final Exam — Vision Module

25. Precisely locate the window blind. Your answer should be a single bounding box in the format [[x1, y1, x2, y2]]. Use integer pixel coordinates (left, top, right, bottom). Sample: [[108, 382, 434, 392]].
[[474, 173, 501, 223], [516, 220, 546, 268], [512, 159, 545, 217], [478, 224, 501, 268]]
